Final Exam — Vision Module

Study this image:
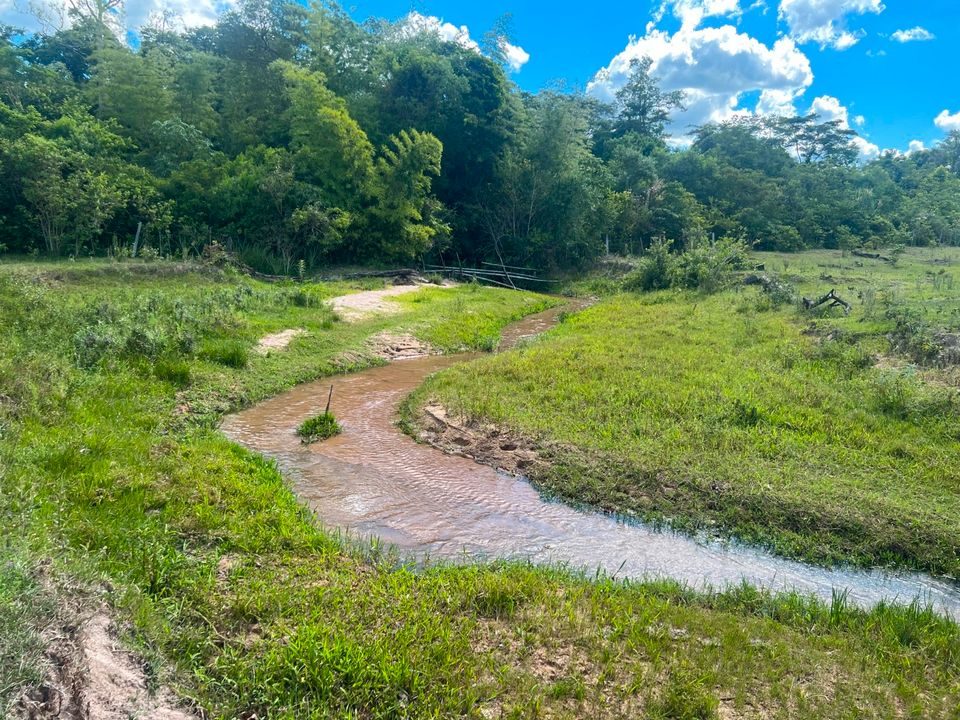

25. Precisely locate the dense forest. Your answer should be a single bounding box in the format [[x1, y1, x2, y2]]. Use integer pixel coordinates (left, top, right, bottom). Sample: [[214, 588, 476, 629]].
[[1, 0, 959, 273]]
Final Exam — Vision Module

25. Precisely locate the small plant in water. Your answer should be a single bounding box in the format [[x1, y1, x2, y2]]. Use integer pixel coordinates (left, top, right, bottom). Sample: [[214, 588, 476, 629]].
[[297, 412, 342, 444]]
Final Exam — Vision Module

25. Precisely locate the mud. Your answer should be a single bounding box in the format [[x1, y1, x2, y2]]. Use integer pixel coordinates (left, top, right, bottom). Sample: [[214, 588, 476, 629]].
[[417, 403, 548, 477]]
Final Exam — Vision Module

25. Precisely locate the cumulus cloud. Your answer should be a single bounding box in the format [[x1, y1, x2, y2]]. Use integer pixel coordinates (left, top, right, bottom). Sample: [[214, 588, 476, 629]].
[[500, 40, 530, 72], [0, 0, 234, 33], [778, 0, 884, 50], [400, 12, 529, 72], [935, 109, 960, 132], [401, 11, 479, 51], [907, 140, 925, 155], [588, 21, 813, 137], [891, 26, 934, 43], [809, 94, 879, 160]]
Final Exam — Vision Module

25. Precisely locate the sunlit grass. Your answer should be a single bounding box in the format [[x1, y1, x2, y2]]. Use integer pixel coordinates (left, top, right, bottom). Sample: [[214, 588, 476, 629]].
[[411, 248, 960, 575]]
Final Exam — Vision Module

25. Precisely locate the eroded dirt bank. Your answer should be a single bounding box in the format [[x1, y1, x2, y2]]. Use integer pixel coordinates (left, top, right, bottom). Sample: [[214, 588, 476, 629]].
[[17, 610, 195, 720]]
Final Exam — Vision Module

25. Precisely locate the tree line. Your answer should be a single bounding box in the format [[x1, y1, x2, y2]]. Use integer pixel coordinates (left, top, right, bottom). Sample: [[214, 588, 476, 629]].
[[1, 0, 959, 272]]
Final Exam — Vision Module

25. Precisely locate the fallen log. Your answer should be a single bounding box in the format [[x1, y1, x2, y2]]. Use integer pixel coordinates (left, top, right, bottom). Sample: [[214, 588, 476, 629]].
[[852, 250, 892, 262], [803, 289, 852, 315]]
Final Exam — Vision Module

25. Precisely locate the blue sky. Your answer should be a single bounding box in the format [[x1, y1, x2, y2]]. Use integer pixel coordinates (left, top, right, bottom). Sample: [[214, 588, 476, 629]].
[[2, 0, 957, 154], [344, 0, 960, 155]]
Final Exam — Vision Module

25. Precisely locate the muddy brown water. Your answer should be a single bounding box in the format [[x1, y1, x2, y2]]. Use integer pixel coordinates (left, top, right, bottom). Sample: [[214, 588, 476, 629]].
[[222, 305, 960, 618]]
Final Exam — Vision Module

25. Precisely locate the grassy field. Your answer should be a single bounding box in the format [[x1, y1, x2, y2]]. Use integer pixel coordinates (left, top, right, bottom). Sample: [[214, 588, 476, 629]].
[[2, 257, 960, 717], [409, 248, 960, 576]]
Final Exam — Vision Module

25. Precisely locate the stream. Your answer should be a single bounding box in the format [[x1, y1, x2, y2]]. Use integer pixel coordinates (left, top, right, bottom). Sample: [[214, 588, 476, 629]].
[[221, 304, 960, 618]]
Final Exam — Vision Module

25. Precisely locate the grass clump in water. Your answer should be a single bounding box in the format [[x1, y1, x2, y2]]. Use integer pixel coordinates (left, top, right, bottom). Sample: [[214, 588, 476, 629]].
[[297, 412, 342, 443]]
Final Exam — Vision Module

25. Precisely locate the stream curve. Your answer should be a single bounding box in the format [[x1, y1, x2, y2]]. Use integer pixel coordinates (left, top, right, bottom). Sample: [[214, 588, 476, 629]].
[[222, 303, 960, 618]]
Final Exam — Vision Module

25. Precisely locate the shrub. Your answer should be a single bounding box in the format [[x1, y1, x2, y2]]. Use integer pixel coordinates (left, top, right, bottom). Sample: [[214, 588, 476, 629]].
[[124, 326, 168, 359], [669, 237, 752, 293], [73, 325, 121, 368], [623, 237, 751, 294], [297, 412, 341, 443], [623, 238, 675, 292], [201, 339, 249, 368]]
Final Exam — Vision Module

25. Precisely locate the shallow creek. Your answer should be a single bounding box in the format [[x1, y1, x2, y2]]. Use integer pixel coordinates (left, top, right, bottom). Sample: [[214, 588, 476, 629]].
[[221, 305, 960, 618]]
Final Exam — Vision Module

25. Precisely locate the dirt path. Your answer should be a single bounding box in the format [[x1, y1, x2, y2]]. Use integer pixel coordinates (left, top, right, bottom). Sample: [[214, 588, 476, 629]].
[[330, 283, 448, 322], [256, 328, 307, 354], [18, 612, 196, 720]]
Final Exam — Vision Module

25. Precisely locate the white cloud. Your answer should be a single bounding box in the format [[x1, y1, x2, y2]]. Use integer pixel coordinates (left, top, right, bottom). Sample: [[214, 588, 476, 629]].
[[907, 140, 925, 155], [588, 21, 813, 138], [935, 109, 960, 132], [500, 40, 530, 72], [809, 94, 878, 160], [778, 0, 884, 50], [401, 11, 479, 51], [657, 0, 742, 29], [399, 12, 530, 73], [853, 114, 865, 126], [810, 94, 849, 125], [891, 26, 934, 43]]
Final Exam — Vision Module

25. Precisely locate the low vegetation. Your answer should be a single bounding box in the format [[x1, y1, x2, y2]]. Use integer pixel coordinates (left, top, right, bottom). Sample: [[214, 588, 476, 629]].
[[410, 247, 960, 575], [2, 258, 959, 717], [297, 412, 342, 443]]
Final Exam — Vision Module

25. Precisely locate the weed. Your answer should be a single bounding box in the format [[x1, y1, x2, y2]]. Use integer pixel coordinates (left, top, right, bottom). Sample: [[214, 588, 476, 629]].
[[297, 412, 342, 443], [200, 339, 249, 368], [646, 665, 719, 719]]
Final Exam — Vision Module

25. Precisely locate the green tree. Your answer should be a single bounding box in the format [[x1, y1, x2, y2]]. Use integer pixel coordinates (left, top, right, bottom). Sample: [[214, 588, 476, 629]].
[[613, 57, 685, 142]]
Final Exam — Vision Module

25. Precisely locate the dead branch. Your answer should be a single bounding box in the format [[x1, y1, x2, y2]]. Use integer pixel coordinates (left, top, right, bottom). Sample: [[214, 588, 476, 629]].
[[803, 289, 852, 315]]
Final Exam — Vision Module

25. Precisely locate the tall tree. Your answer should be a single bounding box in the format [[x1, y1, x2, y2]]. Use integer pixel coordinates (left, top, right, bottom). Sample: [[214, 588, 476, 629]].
[[613, 57, 685, 141]]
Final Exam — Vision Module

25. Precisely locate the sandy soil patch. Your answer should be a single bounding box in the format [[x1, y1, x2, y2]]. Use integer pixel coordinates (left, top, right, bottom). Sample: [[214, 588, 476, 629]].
[[17, 612, 195, 720], [330, 283, 451, 322], [255, 328, 307, 355]]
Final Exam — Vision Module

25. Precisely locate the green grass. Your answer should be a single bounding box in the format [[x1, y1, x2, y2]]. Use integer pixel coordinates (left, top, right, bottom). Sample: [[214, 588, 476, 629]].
[[297, 412, 342, 443], [410, 248, 960, 576], [1, 258, 959, 717]]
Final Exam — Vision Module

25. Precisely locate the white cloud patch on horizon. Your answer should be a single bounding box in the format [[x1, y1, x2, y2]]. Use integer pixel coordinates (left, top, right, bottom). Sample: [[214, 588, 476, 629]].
[[810, 94, 879, 160], [935, 109, 960, 133], [778, 0, 884, 50], [907, 140, 925, 155], [588, 14, 813, 139], [891, 26, 934, 43]]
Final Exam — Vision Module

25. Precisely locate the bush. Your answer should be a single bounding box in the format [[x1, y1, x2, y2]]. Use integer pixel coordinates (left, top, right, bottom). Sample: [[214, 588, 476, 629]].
[[669, 237, 752, 293], [623, 238, 675, 292], [297, 412, 341, 443], [73, 325, 121, 368], [623, 237, 751, 294], [201, 339, 249, 368]]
